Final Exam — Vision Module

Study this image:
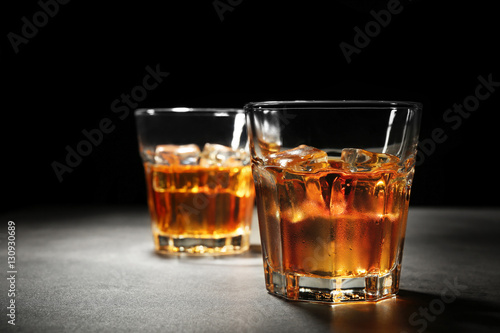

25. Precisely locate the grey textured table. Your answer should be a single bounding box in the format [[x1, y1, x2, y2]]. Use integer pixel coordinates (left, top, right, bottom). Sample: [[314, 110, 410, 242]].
[[1, 206, 499, 332]]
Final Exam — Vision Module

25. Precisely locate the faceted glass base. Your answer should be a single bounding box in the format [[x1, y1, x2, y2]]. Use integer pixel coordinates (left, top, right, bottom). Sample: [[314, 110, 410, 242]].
[[264, 261, 401, 303], [153, 232, 250, 255]]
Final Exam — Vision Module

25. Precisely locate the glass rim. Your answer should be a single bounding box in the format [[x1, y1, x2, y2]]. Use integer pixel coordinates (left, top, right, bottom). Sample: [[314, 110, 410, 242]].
[[244, 100, 422, 110], [134, 107, 244, 116]]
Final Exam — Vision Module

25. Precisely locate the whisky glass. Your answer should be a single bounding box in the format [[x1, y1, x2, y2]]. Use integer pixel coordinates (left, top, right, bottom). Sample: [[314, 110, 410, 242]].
[[135, 108, 255, 255], [245, 101, 421, 302]]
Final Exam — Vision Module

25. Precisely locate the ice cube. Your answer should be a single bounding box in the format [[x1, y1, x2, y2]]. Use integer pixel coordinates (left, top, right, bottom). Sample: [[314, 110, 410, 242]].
[[258, 139, 281, 157], [140, 148, 156, 164], [340, 148, 399, 172], [155, 144, 200, 165], [265, 145, 329, 172], [199, 143, 249, 167]]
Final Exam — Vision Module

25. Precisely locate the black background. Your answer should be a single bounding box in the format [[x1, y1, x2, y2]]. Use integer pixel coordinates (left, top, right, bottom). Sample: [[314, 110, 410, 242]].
[[2, 0, 499, 212]]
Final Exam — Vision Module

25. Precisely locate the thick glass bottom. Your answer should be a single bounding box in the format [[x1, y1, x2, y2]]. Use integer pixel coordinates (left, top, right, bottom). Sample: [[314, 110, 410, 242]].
[[264, 261, 401, 303], [153, 232, 250, 256]]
